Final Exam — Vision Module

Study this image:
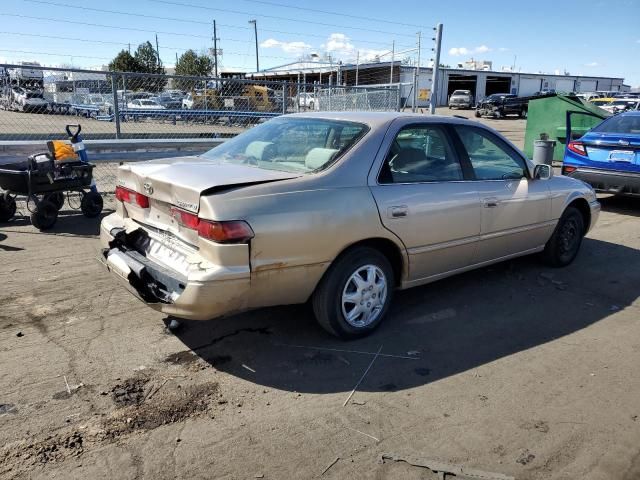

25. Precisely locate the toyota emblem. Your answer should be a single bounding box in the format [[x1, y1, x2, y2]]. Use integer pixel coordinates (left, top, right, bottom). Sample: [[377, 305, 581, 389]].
[[143, 182, 154, 195]]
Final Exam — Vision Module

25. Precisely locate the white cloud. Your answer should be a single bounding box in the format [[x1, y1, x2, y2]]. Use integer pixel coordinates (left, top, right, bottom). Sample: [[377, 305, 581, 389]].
[[449, 45, 491, 56], [449, 47, 469, 56], [322, 33, 387, 62], [585, 61, 599, 67], [260, 38, 311, 54]]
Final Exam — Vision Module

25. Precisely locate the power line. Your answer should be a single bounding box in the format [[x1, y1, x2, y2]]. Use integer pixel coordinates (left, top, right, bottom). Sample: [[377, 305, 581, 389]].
[[0, 32, 314, 62], [0, 13, 211, 39], [145, 0, 417, 37], [21, 0, 416, 48], [0, 48, 111, 60], [237, 0, 429, 29]]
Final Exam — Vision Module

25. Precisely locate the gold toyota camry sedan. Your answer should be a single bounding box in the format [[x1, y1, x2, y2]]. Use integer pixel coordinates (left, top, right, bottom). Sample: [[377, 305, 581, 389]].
[[100, 112, 600, 339]]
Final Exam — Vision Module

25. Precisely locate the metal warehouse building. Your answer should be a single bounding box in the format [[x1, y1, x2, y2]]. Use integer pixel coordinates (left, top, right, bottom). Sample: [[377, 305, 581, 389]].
[[248, 60, 626, 108]]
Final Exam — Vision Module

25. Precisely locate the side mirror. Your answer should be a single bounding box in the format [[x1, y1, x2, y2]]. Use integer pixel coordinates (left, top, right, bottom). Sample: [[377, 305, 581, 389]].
[[534, 164, 552, 180]]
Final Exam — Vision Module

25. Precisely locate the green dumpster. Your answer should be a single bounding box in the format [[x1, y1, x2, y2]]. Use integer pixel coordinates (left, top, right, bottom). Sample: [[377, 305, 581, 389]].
[[524, 95, 610, 162]]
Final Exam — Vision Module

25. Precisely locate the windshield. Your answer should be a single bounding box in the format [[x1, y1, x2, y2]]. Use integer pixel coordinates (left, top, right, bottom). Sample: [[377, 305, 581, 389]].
[[200, 117, 368, 174], [452, 90, 470, 95], [140, 100, 157, 106], [592, 114, 640, 134]]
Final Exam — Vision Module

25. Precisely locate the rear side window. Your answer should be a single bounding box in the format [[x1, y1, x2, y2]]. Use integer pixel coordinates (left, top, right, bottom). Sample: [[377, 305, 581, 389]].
[[592, 114, 640, 134], [379, 126, 463, 183], [455, 126, 527, 180]]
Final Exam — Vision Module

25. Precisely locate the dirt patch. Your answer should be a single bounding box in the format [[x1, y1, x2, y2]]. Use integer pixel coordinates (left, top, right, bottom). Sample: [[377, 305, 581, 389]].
[[164, 350, 198, 366], [111, 377, 151, 407], [1, 431, 84, 472], [103, 381, 218, 439], [208, 354, 232, 367]]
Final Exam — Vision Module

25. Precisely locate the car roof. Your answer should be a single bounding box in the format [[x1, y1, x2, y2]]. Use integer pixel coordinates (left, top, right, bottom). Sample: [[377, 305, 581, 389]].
[[286, 111, 480, 128]]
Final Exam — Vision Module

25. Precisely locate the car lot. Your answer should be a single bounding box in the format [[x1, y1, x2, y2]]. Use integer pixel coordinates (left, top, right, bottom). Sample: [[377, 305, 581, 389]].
[[1, 118, 639, 480]]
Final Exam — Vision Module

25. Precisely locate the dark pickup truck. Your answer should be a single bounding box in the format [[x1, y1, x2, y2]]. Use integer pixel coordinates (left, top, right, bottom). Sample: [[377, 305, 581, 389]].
[[475, 93, 529, 119]]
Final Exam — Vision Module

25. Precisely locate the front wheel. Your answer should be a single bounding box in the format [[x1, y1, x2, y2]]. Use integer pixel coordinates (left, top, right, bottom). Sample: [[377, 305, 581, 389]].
[[542, 206, 585, 267], [312, 247, 394, 339], [30, 200, 58, 230]]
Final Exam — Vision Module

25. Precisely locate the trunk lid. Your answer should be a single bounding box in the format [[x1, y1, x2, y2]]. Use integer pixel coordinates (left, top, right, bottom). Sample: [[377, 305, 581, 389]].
[[581, 133, 640, 172], [118, 155, 301, 214]]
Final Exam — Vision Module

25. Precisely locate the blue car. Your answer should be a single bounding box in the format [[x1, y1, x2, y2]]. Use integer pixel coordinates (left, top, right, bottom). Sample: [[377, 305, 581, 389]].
[[563, 111, 640, 196]]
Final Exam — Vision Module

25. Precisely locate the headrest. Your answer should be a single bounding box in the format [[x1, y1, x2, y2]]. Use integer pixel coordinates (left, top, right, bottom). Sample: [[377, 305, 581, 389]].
[[305, 148, 338, 170], [392, 148, 426, 171], [245, 141, 275, 161]]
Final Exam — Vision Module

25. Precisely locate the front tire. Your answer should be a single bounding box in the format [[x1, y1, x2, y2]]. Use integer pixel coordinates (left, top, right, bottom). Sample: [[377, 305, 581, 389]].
[[542, 207, 585, 267], [30, 200, 58, 230], [312, 247, 394, 339]]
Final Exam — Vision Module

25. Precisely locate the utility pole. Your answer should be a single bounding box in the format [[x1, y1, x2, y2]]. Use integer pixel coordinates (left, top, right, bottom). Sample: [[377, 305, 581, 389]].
[[155, 34, 161, 66], [213, 20, 219, 77], [355, 51, 359, 86], [389, 40, 395, 84], [413, 31, 421, 112], [249, 19, 259, 72], [430, 23, 443, 114]]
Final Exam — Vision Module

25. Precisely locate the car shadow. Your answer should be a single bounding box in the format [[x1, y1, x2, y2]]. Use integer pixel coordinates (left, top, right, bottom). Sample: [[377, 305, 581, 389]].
[[598, 195, 640, 218], [172, 238, 639, 394], [3, 209, 113, 237]]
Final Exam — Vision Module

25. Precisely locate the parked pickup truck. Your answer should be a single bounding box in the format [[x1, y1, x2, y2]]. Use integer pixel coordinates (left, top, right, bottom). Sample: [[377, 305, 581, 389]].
[[476, 93, 533, 119]]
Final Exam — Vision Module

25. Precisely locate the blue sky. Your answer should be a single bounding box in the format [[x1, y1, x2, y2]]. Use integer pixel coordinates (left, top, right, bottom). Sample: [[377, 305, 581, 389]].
[[0, 0, 638, 85]]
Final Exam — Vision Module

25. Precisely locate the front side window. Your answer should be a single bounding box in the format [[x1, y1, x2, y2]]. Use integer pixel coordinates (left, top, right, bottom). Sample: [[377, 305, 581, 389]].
[[200, 117, 368, 174], [379, 126, 463, 184], [455, 126, 527, 180]]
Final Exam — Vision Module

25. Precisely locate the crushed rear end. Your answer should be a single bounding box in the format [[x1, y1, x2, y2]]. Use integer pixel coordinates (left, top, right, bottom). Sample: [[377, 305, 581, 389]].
[[99, 156, 299, 320]]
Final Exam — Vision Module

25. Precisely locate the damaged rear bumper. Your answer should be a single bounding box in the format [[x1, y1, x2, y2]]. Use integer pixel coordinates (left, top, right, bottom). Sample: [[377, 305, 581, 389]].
[[99, 213, 251, 320]]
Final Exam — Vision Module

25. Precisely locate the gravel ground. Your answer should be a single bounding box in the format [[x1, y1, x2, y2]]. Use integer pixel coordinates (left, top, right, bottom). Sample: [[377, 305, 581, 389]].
[[1, 117, 639, 480]]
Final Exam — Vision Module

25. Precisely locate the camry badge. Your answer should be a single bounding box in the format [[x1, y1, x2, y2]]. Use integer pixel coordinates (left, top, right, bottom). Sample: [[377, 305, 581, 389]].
[[143, 182, 154, 195], [618, 139, 630, 146]]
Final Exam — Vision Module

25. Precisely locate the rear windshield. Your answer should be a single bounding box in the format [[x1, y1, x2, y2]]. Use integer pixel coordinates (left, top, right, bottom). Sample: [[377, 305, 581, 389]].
[[592, 114, 640, 134], [201, 117, 368, 173]]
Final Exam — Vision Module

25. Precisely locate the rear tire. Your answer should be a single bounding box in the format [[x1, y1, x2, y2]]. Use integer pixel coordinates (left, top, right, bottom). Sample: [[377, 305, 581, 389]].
[[475, 110, 481, 118], [312, 247, 394, 339], [30, 200, 58, 230], [520, 108, 528, 119], [80, 191, 103, 218], [44, 192, 65, 211], [0, 193, 17, 222], [542, 207, 585, 267]]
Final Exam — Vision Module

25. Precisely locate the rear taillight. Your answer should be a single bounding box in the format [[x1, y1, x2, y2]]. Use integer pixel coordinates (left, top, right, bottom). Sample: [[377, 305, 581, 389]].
[[170, 206, 254, 244], [562, 166, 577, 175], [567, 141, 587, 156], [170, 207, 199, 229], [115, 186, 150, 208]]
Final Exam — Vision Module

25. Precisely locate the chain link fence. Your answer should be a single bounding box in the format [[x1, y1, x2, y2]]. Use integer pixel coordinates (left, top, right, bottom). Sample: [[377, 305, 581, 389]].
[[0, 64, 400, 142], [0, 64, 399, 220]]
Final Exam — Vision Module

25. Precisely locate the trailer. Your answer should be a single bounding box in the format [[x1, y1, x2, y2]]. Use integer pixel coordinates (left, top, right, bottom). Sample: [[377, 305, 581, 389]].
[[0, 62, 49, 112]]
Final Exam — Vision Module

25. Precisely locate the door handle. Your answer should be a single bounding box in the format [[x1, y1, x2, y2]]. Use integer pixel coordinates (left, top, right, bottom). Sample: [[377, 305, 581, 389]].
[[388, 205, 408, 218], [483, 197, 499, 208]]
